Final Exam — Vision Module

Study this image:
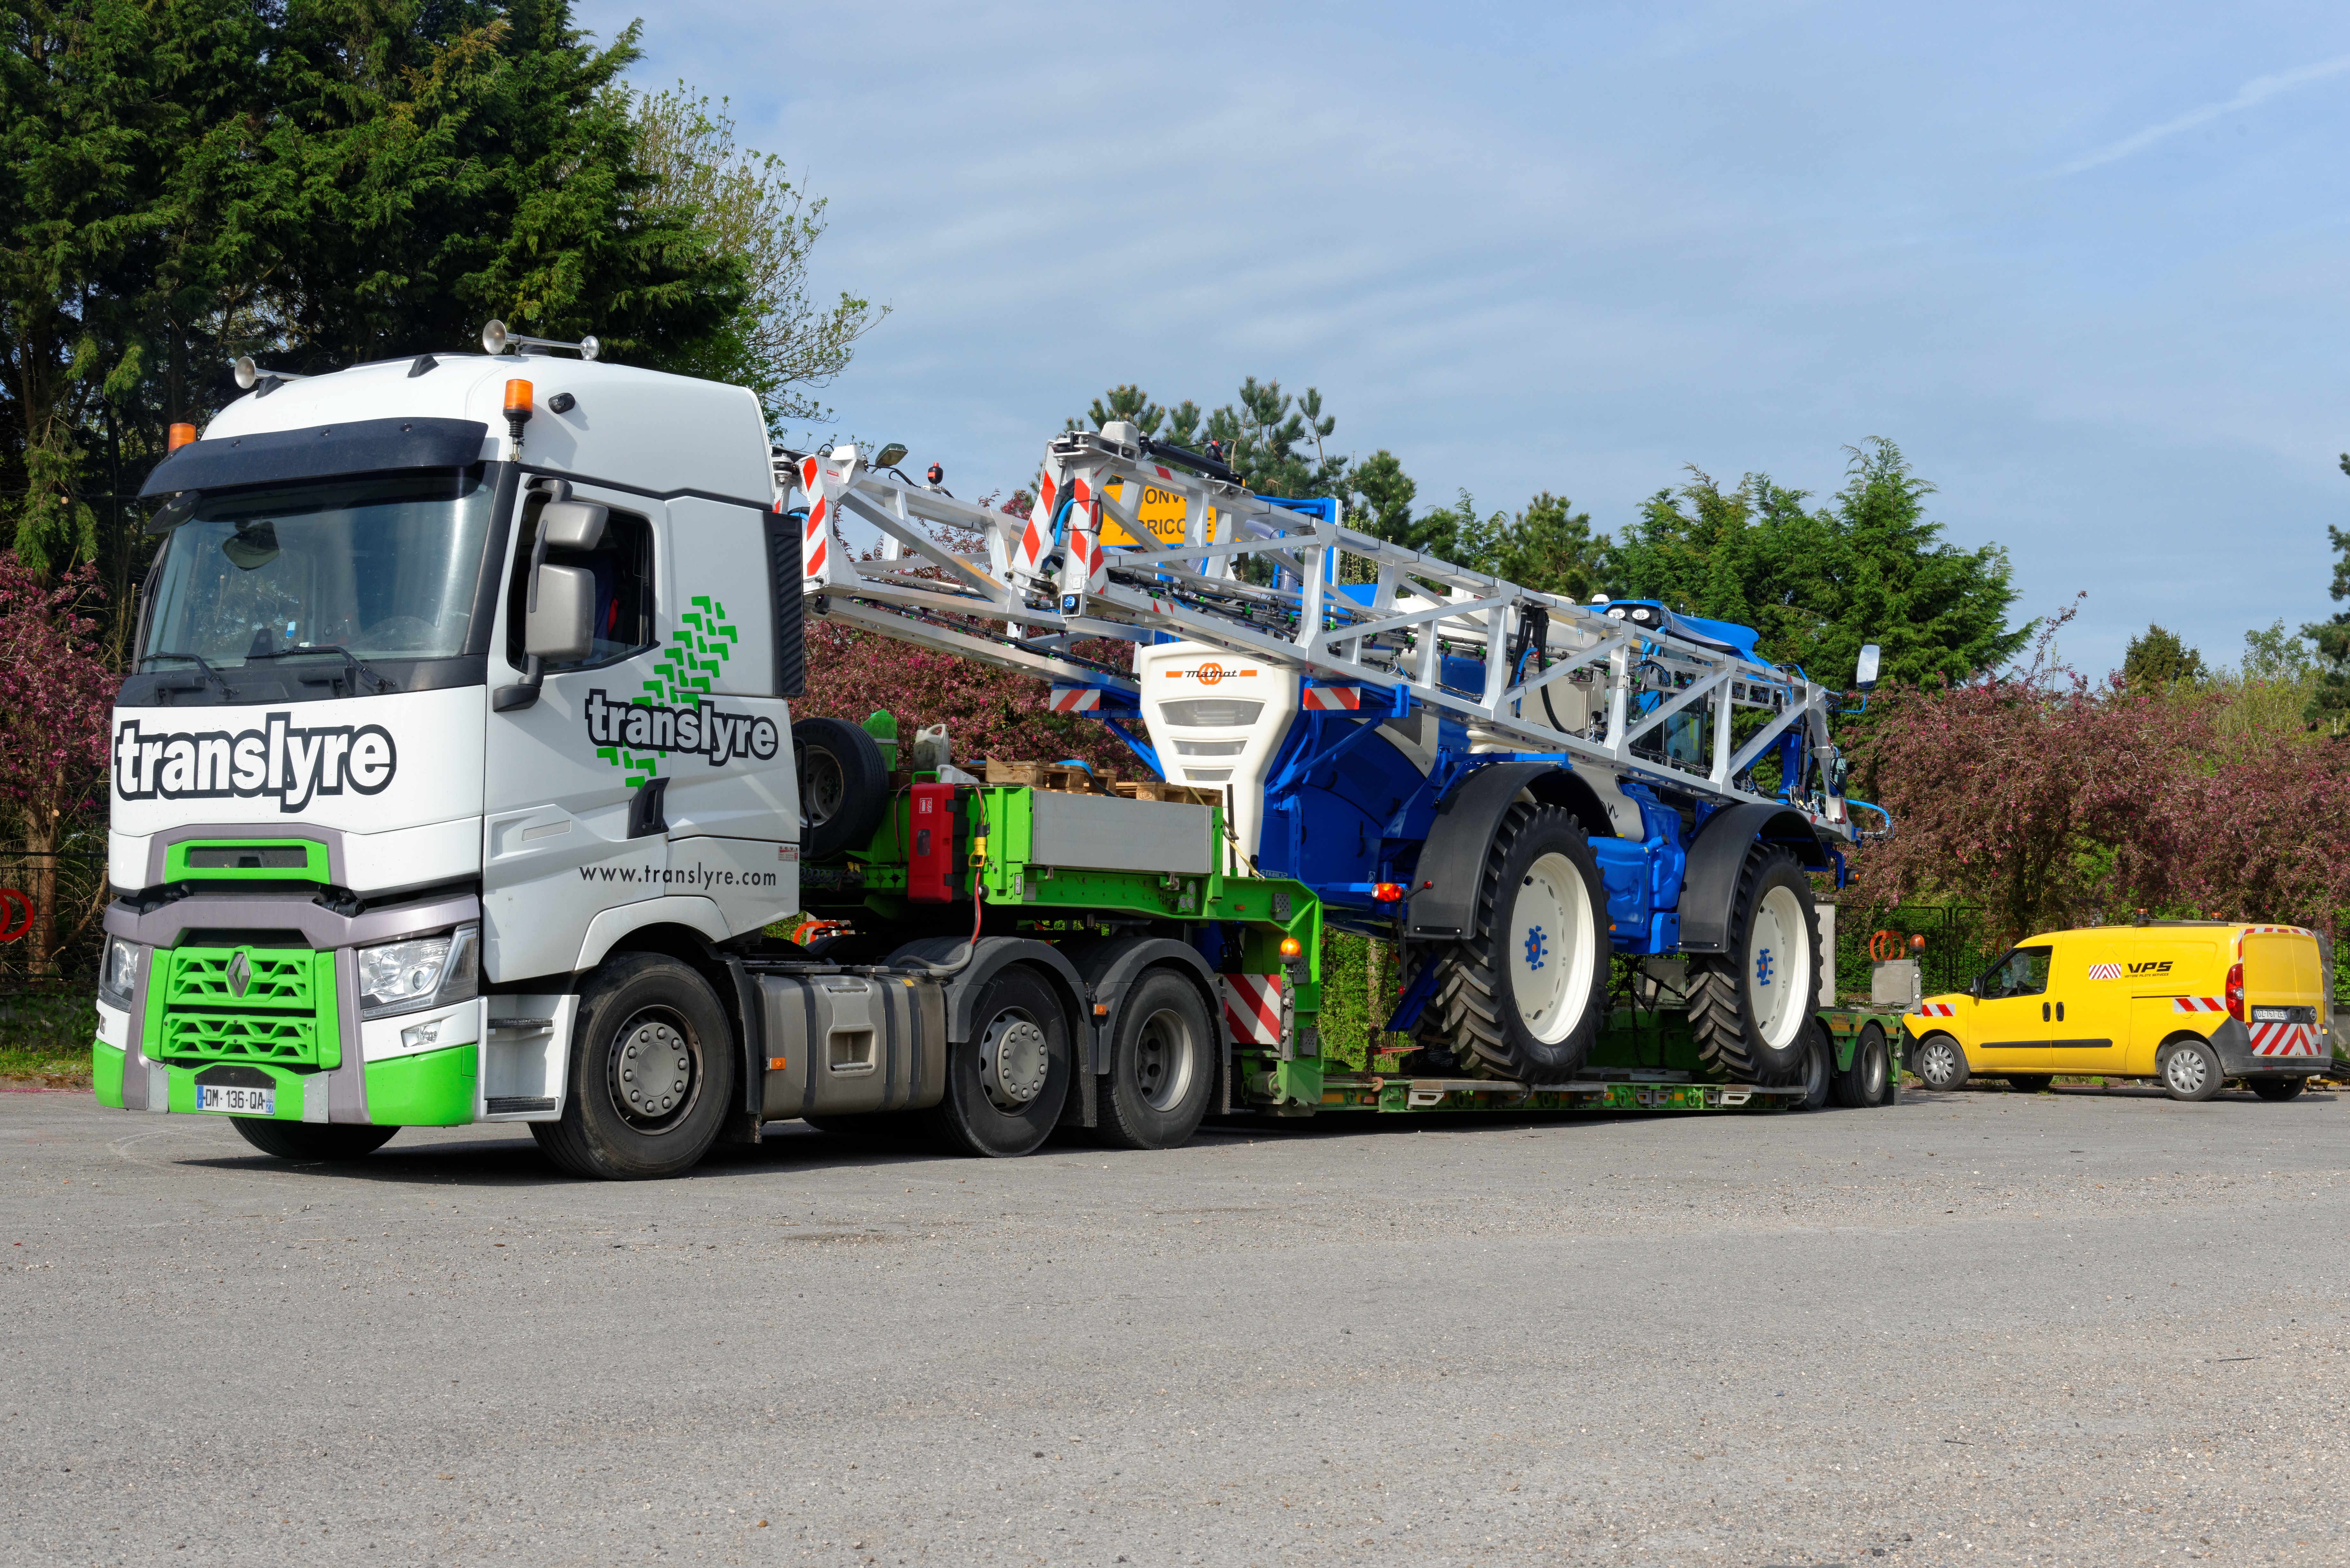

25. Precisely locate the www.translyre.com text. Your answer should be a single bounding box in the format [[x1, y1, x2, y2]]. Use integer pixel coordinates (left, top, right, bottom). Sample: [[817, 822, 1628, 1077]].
[[577, 863, 779, 888]]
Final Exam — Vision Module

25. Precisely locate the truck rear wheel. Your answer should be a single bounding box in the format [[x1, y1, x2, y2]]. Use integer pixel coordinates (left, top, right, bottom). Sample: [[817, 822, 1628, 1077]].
[[1793, 1021, 1832, 1110], [231, 1119, 398, 1161], [532, 954, 737, 1179], [1832, 1022, 1894, 1108], [793, 716, 888, 861], [1424, 803, 1609, 1084], [1097, 969, 1217, 1151], [928, 965, 1073, 1157], [1687, 845, 1820, 1086]]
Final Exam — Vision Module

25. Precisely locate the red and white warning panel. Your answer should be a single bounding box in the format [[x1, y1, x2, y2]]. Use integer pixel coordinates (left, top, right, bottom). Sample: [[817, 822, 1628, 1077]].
[[2248, 1019, 2320, 1057], [1220, 973, 1285, 1045], [1301, 684, 1362, 712], [1049, 686, 1102, 714]]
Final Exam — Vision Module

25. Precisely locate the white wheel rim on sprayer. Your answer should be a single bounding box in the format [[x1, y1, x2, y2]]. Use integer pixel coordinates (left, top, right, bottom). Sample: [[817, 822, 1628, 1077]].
[[1510, 852, 1597, 1044], [1745, 883, 1812, 1049]]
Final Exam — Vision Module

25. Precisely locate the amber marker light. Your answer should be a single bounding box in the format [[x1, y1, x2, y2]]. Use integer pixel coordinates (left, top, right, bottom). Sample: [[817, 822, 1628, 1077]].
[[503, 378, 534, 450], [166, 423, 198, 452], [1278, 937, 1303, 959]]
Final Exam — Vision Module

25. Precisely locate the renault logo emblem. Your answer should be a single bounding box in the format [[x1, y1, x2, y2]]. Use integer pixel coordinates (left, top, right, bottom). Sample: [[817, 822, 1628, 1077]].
[[226, 951, 252, 999]]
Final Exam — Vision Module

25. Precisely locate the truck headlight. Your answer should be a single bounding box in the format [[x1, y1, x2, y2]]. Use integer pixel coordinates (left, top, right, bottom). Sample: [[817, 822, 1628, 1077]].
[[99, 936, 143, 1008], [357, 922, 479, 1020]]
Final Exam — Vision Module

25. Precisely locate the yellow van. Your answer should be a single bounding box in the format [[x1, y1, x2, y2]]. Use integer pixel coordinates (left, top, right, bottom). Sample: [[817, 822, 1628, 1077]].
[[1904, 922, 2331, 1102]]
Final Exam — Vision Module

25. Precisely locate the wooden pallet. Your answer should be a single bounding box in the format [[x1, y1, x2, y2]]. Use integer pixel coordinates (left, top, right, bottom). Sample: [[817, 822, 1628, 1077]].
[[1112, 780, 1223, 807]]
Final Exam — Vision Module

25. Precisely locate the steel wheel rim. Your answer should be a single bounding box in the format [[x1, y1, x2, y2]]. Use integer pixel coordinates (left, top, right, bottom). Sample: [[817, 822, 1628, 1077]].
[[1132, 1006, 1196, 1112], [1862, 1039, 1888, 1098], [2167, 1047, 2208, 1095], [802, 746, 846, 828], [609, 1008, 700, 1132], [981, 1009, 1050, 1113], [1921, 1038, 1957, 1087], [1510, 851, 1596, 1044], [1746, 884, 1810, 1049]]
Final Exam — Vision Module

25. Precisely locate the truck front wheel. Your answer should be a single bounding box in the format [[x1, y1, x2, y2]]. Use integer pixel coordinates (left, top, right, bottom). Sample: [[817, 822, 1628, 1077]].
[[929, 965, 1073, 1157], [1687, 845, 1820, 1086], [533, 954, 737, 1179], [231, 1120, 398, 1161]]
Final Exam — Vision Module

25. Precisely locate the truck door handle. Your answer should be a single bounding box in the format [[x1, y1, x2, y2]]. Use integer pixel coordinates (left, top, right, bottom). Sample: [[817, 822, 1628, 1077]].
[[2056, 1001, 2064, 1022], [2041, 1002, 2050, 1022]]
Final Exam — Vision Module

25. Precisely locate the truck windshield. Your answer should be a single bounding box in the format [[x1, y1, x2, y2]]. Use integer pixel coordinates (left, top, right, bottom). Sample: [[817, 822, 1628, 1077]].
[[139, 471, 494, 670]]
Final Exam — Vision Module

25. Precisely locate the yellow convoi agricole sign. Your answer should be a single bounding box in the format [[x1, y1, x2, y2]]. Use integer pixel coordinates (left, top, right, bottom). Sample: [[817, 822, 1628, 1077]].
[[1099, 477, 1220, 549]]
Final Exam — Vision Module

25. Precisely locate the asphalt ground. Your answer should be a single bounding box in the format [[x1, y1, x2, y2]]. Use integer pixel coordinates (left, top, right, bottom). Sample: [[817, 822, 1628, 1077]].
[[3, 1081, 2344, 1568]]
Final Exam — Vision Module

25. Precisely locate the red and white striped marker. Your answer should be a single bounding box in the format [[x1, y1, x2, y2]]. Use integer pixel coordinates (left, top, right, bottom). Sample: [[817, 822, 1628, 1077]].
[[2248, 1020, 2319, 1057], [1302, 685, 1362, 712], [1221, 974, 1284, 1045], [1014, 467, 1058, 580], [1915, 1001, 1956, 1018], [1048, 687, 1102, 715], [2172, 996, 2226, 1014], [798, 454, 832, 577]]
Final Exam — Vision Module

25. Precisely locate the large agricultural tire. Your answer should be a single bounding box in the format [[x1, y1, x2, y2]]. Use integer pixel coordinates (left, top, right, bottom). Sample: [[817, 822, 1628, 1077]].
[[1417, 803, 1611, 1085], [1095, 968, 1218, 1151], [793, 717, 888, 862], [530, 954, 737, 1180], [1686, 845, 1822, 1087], [231, 1119, 398, 1161], [926, 964, 1073, 1158]]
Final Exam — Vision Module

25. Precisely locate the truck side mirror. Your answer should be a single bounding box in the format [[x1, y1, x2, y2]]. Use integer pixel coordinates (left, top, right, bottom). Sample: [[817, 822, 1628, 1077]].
[[525, 564, 596, 662], [1967, 976, 1981, 999], [1855, 643, 1881, 693], [539, 500, 608, 551]]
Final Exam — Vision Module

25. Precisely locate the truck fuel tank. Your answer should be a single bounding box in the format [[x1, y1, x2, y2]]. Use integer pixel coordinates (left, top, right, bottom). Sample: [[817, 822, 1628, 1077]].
[[757, 970, 947, 1119]]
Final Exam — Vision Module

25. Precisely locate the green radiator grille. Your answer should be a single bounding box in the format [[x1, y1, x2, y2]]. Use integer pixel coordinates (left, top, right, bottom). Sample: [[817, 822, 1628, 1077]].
[[155, 946, 331, 1067]]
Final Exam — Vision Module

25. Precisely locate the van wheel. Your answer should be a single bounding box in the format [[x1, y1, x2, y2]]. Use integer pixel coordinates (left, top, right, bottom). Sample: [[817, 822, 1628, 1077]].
[[1687, 846, 1820, 1086], [928, 965, 1072, 1157], [2250, 1077, 2307, 1102], [1833, 1022, 1894, 1108], [2005, 1074, 2054, 1094], [793, 717, 888, 860], [532, 954, 736, 1179], [1914, 1032, 1968, 1091], [231, 1120, 398, 1161], [2158, 1037, 2222, 1102], [1793, 1021, 1832, 1110], [1098, 969, 1217, 1151]]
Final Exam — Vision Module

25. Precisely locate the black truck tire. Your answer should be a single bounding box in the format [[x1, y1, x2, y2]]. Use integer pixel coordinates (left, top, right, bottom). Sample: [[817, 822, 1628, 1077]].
[[1833, 1021, 1894, 1108], [793, 716, 888, 861], [532, 954, 737, 1180], [927, 964, 1073, 1157], [2005, 1074, 2054, 1094], [1097, 968, 1218, 1151], [2250, 1077, 2307, 1102], [1793, 1021, 1833, 1110], [1686, 844, 1821, 1086], [231, 1119, 398, 1161], [1421, 803, 1610, 1084]]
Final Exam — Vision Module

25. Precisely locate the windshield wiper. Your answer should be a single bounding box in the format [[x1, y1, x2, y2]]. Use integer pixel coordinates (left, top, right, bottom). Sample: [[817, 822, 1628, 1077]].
[[246, 643, 389, 693], [140, 650, 232, 697]]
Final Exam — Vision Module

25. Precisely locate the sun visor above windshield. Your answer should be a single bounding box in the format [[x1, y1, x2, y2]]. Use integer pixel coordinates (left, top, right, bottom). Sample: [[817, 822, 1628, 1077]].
[[139, 417, 491, 498]]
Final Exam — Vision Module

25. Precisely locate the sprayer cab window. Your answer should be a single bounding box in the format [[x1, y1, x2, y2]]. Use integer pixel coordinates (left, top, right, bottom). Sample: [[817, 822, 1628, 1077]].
[[504, 492, 655, 671]]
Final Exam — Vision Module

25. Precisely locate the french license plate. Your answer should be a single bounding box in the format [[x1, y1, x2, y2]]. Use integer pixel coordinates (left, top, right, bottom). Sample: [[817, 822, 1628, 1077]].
[[195, 1084, 275, 1116]]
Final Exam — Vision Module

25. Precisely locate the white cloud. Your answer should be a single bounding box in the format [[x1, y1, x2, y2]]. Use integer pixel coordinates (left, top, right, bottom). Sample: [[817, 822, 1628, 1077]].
[[2050, 51, 2350, 176]]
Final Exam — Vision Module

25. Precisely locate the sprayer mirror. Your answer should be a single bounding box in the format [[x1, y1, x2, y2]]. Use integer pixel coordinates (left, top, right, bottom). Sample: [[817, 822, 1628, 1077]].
[[1855, 643, 1882, 692], [872, 442, 908, 470]]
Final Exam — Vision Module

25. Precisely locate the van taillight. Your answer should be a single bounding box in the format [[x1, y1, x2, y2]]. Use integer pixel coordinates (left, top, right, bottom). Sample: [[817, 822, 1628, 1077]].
[[2225, 961, 2245, 1021]]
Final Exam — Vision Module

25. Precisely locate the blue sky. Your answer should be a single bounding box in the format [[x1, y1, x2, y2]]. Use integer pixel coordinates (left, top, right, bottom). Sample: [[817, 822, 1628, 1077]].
[[579, 0, 2350, 680]]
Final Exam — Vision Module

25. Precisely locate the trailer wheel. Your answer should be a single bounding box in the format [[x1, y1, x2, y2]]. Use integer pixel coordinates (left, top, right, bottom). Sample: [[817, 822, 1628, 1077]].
[[1686, 845, 1821, 1085], [1793, 1021, 1833, 1110], [2251, 1077, 2307, 1102], [929, 964, 1073, 1157], [793, 716, 888, 861], [531, 954, 736, 1179], [2158, 1036, 2222, 1102], [230, 1120, 398, 1161], [1097, 969, 1217, 1151], [1423, 803, 1609, 1084], [1833, 1022, 1894, 1108], [1913, 1032, 1968, 1091]]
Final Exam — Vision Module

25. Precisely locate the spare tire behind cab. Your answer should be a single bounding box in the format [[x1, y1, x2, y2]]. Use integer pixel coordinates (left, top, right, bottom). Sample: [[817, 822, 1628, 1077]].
[[792, 716, 889, 861]]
